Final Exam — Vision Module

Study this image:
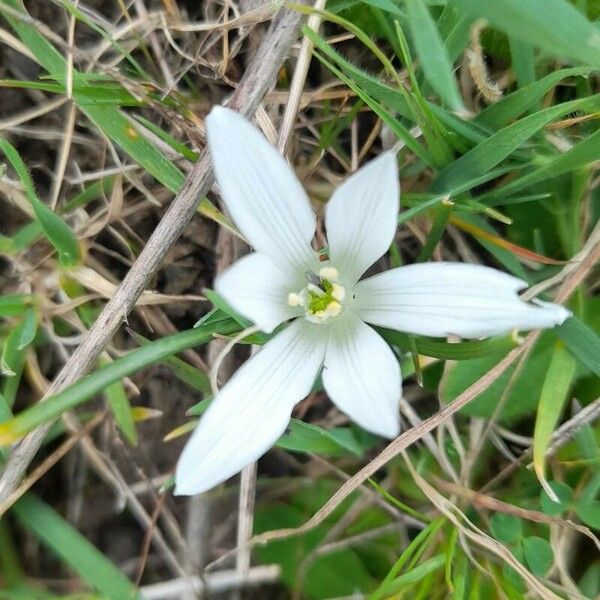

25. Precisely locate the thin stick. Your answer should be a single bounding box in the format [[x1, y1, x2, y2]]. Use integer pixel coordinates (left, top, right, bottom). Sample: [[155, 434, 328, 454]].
[[0, 3, 308, 505], [139, 565, 281, 599], [277, 0, 327, 154]]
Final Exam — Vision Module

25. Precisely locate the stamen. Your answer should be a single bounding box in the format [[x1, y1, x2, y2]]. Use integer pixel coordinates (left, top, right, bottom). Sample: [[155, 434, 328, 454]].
[[287, 292, 304, 307], [331, 283, 345, 301], [325, 301, 342, 317], [319, 266, 339, 280]]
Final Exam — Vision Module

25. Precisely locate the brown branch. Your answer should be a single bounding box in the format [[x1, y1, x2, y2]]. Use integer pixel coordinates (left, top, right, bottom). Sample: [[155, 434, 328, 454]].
[[0, 4, 308, 504]]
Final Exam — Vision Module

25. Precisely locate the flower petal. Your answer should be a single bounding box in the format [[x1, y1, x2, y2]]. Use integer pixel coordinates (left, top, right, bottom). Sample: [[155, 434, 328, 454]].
[[325, 152, 399, 285], [322, 310, 401, 438], [216, 253, 303, 333], [206, 106, 317, 274], [174, 319, 326, 495], [354, 262, 571, 338]]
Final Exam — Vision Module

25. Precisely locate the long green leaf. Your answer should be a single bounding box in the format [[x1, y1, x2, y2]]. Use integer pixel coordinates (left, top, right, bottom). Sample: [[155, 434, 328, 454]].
[[378, 328, 519, 360], [432, 95, 600, 191], [0, 294, 33, 317], [476, 67, 593, 129], [509, 37, 536, 89], [0, 318, 239, 443], [405, 0, 465, 112], [12, 493, 139, 600], [555, 316, 600, 377], [533, 341, 577, 490], [487, 126, 600, 199], [0, 137, 80, 265]]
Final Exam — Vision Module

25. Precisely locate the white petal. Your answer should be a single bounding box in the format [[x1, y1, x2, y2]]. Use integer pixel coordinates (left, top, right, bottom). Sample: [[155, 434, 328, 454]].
[[325, 153, 399, 285], [215, 253, 303, 333], [354, 262, 571, 338], [322, 310, 401, 438], [206, 106, 317, 274], [174, 319, 327, 495]]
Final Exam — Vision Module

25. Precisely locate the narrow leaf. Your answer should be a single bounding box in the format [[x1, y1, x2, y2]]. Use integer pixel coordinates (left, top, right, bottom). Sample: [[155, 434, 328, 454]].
[[533, 342, 577, 498], [476, 67, 592, 129], [433, 95, 600, 191], [555, 316, 600, 377], [0, 137, 80, 265], [0, 318, 239, 444], [12, 493, 139, 600], [406, 0, 466, 112]]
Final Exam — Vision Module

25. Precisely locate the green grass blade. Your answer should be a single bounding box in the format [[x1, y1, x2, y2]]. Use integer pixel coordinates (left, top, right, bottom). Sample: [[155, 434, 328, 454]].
[[432, 95, 600, 191], [12, 493, 140, 600], [104, 373, 137, 446], [486, 126, 600, 200], [0, 294, 34, 317], [438, 0, 473, 62], [130, 330, 211, 394], [80, 105, 185, 193], [0, 0, 64, 74], [476, 67, 593, 129], [378, 328, 519, 360], [555, 316, 600, 377], [381, 554, 446, 595], [0, 137, 80, 265], [405, 0, 466, 113], [454, 0, 600, 68], [533, 341, 577, 491], [416, 197, 455, 262], [0, 318, 239, 444], [509, 37, 536, 89]]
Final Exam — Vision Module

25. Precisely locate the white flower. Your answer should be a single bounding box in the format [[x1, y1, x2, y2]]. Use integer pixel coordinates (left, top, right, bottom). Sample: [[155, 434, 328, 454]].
[[174, 106, 571, 495]]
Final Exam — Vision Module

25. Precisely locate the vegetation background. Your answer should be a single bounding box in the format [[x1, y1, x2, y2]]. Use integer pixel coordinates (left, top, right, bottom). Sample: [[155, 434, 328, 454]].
[[0, 0, 598, 598]]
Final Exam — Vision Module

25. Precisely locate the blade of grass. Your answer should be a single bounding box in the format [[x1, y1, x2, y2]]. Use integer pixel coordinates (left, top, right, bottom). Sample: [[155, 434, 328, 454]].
[[555, 316, 600, 377], [12, 493, 140, 600], [378, 328, 519, 361], [438, 0, 474, 62], [485, 126, 600, 200], [0, 318, 239, 444], [449, 215, 566, 265], [433, 95, 600, 191], [405, 0, 466, 113], [416, 197, 455, 262], [368, 519, 445, 600], [0, 137, 80, 265], [533, 341, 577, 498], [509, 37, 536, 90], [0, 295, 33, 318], [130, 330, 211, 394]]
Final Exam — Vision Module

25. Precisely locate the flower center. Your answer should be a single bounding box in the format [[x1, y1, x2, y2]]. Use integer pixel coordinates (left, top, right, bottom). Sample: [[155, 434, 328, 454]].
[[287, 267, 346, 324]]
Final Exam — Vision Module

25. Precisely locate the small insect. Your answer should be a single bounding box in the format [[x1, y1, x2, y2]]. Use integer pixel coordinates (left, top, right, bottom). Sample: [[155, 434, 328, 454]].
[[305, 270, 325, 291]]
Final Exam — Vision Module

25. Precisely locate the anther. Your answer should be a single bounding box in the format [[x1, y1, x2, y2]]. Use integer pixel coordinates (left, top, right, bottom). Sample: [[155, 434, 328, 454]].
[[319, 266, 339, 280]]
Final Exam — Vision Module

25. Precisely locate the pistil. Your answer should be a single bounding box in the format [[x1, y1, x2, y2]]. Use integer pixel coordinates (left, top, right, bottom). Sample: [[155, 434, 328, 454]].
[[287, 267, 346, 324]]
